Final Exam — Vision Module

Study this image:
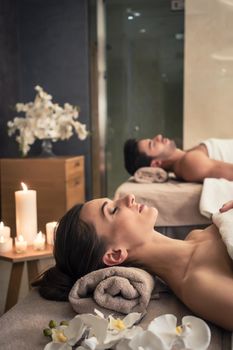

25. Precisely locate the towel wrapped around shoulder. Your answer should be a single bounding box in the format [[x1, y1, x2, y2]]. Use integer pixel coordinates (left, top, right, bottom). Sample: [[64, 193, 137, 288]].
[[199, 178, 233, 218], [134, 167, 168, 184], [69, 266, 156, 315], [212, 208, 233, 259]]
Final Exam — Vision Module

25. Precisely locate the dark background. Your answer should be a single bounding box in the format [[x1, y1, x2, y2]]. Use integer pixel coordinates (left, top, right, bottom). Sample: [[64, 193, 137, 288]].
[[0, 0, 92, 199]]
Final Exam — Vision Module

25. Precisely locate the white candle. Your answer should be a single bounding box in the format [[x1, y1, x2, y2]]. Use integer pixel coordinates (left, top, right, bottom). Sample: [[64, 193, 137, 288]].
[[33, 231, 45, 250], [0, 235, 13, 253], [0, 221, 11, 239], [15, 234, 27, 253], [15, 182, 37, 244], [46, 221, 57, 245]]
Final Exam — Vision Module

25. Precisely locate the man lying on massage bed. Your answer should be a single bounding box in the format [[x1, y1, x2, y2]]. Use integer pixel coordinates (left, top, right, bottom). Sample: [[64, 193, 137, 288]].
[[124, 135, 233, 182], [36, 195, 233, 331]]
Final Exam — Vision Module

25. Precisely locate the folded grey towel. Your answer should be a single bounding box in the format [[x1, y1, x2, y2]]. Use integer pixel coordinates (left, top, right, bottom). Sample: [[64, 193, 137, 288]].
[[134, 167, 168, 183], [69, 266, 156, 315]]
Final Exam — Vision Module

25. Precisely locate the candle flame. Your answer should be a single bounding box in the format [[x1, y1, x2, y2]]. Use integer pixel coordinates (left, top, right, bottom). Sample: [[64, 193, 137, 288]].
[[18, 235, 24, 242], [21, 182, 28, 191], [34, 231, 45, 243], [37, 231, 43, 237], [0, 221, 4, 228]]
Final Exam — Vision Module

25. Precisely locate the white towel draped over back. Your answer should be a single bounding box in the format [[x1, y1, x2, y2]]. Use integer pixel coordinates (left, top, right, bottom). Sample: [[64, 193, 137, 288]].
[[201, 138, 233, 162]]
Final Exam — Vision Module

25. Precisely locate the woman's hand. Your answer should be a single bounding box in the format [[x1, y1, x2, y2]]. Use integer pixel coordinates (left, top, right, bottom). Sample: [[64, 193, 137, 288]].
[[219, 200, 233, 213]]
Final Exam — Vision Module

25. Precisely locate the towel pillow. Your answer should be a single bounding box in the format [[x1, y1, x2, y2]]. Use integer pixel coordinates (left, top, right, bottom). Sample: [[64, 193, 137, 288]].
[[69, 266, 156, 315], [134, 167, 168, 184]]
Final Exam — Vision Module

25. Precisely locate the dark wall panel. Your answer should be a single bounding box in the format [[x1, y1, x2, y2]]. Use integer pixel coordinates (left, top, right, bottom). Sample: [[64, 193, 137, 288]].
[[0, 0, 92, 199], [0, 0, 20, 156]]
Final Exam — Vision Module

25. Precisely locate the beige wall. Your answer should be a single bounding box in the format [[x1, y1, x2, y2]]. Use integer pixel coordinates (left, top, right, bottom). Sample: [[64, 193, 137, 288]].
[[184, 0, 233, 148]]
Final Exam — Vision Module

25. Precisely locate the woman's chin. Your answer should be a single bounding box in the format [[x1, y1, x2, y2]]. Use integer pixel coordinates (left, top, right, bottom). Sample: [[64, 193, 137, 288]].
[[152, 207, 159, 221]]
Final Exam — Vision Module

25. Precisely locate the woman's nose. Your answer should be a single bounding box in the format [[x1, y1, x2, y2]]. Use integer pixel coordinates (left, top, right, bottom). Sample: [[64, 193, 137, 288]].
[[125, 194, 135, 207]]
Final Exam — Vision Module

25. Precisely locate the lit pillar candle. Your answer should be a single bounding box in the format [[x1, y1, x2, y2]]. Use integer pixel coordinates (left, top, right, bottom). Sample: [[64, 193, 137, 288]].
[[46, 221, 57, 245], [15, 182, 37, 244], [0, 221, 11, 239], [0, 235, 13, 253], [33, 231, 45, 250], [15, 234, 27, 253]]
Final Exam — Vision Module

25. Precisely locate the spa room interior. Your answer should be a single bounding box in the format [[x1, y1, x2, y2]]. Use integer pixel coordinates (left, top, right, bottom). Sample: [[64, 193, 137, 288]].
[[0, 0, 233, 349]]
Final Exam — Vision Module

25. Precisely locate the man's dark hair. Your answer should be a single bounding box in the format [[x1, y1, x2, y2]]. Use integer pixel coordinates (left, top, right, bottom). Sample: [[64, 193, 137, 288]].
[[124, 138, 153, 175]]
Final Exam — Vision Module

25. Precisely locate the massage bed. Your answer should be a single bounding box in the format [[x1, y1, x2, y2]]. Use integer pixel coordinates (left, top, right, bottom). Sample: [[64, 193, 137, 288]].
[[0, 288, 231, 349], [114, 178, 211, 238]]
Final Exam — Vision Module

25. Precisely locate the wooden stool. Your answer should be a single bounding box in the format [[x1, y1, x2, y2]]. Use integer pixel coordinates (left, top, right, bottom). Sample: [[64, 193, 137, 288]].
[[0, 244, 53, 312]]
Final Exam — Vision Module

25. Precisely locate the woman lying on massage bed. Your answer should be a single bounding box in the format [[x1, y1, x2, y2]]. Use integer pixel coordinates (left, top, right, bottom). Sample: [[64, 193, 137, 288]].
[[37, 195, 233, 331]]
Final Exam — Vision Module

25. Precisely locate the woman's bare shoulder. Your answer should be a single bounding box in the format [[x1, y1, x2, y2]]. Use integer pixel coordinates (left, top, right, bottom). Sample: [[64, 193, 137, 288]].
[[181, 269, 233, 330], [185, 224, 219, 242]]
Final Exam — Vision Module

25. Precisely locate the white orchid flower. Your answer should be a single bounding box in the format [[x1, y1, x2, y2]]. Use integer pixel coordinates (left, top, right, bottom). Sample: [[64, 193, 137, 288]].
[[95, 311, 143, 349], [73, 121, 88, 140], [116, 329, 170, 350], [74, 310, 143, 350], [15, 103, 28, 112], [44, 317, 87, 350], [8, 85, 88, 156], [108, 313, 142, 332], [43, 312, 211, 350], [148, 314, 211, 350]]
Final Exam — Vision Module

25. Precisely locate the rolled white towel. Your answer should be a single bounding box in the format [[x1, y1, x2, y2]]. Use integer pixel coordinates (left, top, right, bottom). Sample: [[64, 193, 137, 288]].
[[134, 167, 168, 184]]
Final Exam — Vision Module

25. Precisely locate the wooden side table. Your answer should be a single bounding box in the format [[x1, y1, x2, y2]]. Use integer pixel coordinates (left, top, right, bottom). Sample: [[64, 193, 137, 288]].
[[0, 244, 53, 312], [1, 156, 85, 235]]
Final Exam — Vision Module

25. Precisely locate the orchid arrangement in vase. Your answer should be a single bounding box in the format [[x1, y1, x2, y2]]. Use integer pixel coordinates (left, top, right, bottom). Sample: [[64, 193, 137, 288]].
[[8, 85, 88, 156], [43, 309, 211, 350]]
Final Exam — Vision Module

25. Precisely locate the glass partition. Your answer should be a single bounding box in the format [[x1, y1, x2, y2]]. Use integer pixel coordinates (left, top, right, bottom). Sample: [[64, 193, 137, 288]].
[[91, 0, 184, 197]]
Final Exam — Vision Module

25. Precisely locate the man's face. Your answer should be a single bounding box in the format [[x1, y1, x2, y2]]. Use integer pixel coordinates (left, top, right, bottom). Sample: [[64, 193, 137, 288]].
[[138, 134, 176, 160]]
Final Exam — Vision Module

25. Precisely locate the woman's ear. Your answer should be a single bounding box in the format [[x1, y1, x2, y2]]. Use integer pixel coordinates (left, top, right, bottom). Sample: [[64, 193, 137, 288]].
[[103, 248, 128, 266]]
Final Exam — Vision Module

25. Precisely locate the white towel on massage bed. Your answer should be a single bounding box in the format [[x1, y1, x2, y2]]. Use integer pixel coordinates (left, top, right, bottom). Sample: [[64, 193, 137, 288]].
[[213, 208, 233, 260], [199, 178, 233, 219]]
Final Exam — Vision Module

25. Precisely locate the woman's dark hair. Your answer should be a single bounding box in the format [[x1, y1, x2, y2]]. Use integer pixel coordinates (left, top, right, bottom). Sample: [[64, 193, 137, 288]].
[[35, 204, 108, 301], [124, 138, 153, 175]]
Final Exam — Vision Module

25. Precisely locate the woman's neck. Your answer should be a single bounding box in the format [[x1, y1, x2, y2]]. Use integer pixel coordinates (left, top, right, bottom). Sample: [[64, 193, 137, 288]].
[[130, 231, 195, 285]]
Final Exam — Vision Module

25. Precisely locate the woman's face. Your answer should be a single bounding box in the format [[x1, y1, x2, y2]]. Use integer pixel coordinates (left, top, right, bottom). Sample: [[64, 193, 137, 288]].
[[80, 194, 158, 249]]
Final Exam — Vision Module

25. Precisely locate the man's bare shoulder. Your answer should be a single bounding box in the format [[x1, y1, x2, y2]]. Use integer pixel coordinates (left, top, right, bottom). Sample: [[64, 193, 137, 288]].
[[187, 143, 209, 155], [174, 149, 210, 182]]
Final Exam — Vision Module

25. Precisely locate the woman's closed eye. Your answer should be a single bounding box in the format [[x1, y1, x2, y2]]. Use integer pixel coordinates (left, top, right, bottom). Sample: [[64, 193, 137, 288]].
[[149, 140, 155, 149]]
